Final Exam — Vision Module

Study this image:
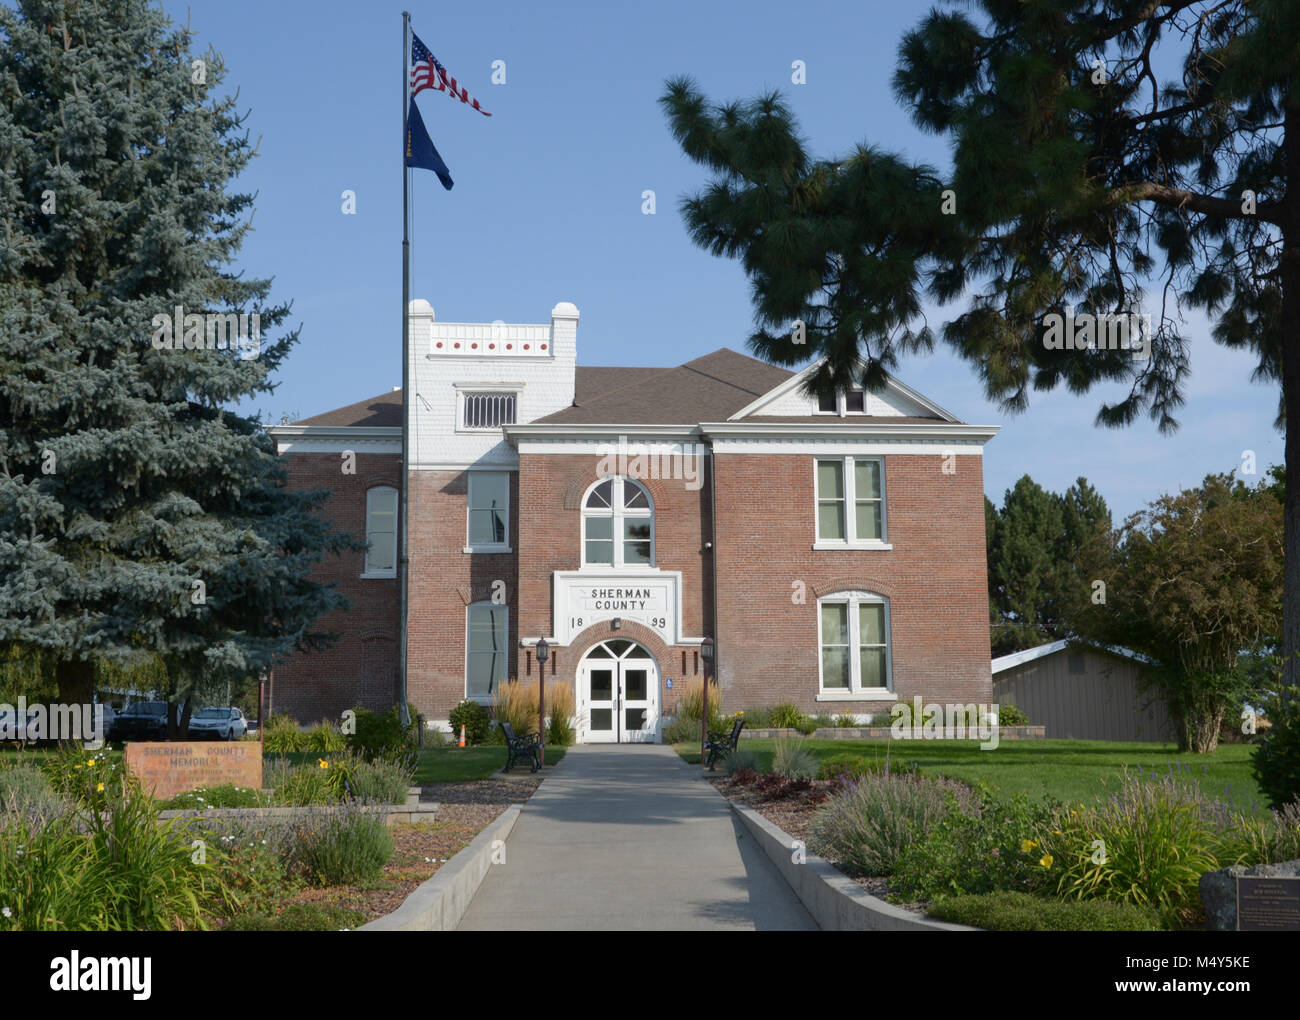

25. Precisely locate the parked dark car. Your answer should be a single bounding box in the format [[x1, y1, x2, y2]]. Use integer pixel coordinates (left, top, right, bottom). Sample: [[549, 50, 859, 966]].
[[109, 700, 168, 742]]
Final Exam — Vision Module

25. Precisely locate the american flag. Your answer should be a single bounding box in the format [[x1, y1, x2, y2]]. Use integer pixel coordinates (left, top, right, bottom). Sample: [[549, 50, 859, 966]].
[[410, 31, 491, 117]]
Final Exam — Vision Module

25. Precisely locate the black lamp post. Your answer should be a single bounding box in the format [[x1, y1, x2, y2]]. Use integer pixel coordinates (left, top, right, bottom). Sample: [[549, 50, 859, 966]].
[[699, 637, 714, 765], [534, 638, 549, 768]]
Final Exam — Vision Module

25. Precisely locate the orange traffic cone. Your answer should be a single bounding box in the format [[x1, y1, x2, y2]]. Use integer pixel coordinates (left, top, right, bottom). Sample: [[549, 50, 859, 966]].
[[458, 724, 466, 748]]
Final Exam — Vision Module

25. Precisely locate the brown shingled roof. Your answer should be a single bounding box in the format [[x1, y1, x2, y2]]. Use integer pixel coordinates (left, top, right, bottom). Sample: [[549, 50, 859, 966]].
[[538, 348, 794, 425], [295, 390, 402, 428]]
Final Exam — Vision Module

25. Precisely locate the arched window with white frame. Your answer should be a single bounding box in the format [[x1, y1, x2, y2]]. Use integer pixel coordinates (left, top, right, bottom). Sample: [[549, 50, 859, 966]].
[[817, 590, 892, 695], [581, 476, 653, 568]]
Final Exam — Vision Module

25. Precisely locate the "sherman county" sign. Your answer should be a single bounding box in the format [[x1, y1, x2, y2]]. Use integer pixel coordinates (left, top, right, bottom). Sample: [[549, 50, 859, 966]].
[[552, 571, 683, 644]]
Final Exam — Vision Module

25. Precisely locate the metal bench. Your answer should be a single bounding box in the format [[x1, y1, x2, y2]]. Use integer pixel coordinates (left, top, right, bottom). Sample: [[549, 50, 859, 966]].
[[500, 721, 542, 773], [704, 718, 745, 771]]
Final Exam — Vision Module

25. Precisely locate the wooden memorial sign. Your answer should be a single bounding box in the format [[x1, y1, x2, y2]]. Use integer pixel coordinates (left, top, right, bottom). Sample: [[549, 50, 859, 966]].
[[125, 741, 263, 800]]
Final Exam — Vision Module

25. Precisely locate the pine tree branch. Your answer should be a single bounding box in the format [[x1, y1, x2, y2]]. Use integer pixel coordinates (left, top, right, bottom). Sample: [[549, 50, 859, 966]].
[[1115, 182, 1284, 225]]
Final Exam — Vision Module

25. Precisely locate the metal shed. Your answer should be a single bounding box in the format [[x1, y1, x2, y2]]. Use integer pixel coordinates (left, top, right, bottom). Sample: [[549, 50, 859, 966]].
[[991, 640, 1174, 743]]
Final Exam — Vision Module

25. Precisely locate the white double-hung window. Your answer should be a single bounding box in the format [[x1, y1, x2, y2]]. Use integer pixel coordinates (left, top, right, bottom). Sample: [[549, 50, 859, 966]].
[[818, 591, 891, 697], [363, 486, 398, 577], [466, 471, 510, 552], [814, 456, 888, 548]]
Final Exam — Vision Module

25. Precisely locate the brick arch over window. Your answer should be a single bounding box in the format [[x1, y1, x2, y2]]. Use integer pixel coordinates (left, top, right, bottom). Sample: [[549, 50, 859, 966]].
[[363, 474, 402, 491], [813, 577, 899, 601], [563, 471, 673, 510], [562, 472, 588, 510], [566, 620, 673, 674]]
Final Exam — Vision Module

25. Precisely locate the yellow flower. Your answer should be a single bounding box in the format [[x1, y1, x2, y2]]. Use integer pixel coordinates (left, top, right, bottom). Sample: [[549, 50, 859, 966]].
[[1021, 839, 1037, 853], [96, 783, 104, 793], [318, 759, 329, 769], [1052, 829, 1063, 835], [86, 759, 95, 768], [74, 765, 82, 771], [1039, 854, 1054, 868]]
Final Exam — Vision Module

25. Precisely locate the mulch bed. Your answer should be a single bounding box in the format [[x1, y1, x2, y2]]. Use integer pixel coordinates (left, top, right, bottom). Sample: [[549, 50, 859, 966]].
[[230, 777, 546, 928], [282, 803, 508, 924], [416, 777, 542, 805]]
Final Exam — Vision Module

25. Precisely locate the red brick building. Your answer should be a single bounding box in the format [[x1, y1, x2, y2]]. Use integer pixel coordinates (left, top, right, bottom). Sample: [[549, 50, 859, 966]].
[[267, 301, 998, 740]]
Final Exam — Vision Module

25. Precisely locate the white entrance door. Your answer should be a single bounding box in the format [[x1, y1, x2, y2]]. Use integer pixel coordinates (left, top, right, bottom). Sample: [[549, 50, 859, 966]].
[[577, 640, 659, 744]]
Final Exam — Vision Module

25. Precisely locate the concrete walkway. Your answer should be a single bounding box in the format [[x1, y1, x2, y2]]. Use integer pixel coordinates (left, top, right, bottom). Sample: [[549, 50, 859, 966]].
[[457, 745, 818, 931]]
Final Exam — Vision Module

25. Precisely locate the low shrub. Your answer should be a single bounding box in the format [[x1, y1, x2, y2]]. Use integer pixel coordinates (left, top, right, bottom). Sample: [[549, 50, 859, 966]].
[[927, 891, 1166, 931], [268, 755, 352, 806], [226, 902, 367, 931], [833, 714, 859, 728], [663, 713, 705, 744], [546, 683, 577, 746], [994, 703, 1030, 727], [730, 767, 759, 786], [448, 700, 491, 746], [344, 757, 414, 805], [772, 738, 817, 780], [1223, 801, 1300, 865], [768, 702, 808, 730], [816, 751, 911, 784], [890, 792, 1056, 901], [809, 773, 979, 877], [347, 705, 416, 761], [0, 762, 64, 815], [306, 721, 347, 752], [725, 750, 762, 776], [262, 713, 308, 753], [191, 816, 299, 920], [290, 802, 393, 887], [163, 784, 271, 810], [735, 707, 771, 728], [1252, 684, 1300, 810], [1033, 771, 1225, 916]]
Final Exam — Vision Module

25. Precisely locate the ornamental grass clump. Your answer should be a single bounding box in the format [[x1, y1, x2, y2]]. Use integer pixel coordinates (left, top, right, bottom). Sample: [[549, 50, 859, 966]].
[[772, 738, 818, 781], [545, 683, 577, 746], [492, 681, 540, 739], [809, 773, 978, 877], [289, 801, 393, 887], [262, 713, 309, 753], [344, 757, 415, 805], [1032, 770, 1227, 917]]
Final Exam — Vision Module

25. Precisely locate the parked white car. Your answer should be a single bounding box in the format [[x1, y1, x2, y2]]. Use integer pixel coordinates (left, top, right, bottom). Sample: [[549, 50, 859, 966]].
[[187, 707, 248, 741]]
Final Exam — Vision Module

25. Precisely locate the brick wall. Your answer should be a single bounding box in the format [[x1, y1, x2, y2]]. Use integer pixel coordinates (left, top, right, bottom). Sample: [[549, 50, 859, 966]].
[[268, 452, 402, 723], [711, 451, 992, 714], [516, 453, 713, 716], [405, 468, 519, 723]]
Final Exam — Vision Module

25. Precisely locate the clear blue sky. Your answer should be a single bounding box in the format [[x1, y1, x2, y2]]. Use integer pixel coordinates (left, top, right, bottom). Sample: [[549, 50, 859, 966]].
[[175, 0, 1282, 521]]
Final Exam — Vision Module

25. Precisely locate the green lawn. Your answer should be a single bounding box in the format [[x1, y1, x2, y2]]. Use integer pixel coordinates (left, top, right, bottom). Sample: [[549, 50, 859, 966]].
[[674, 738, 1266, 812], [412, 744, 567, 784]]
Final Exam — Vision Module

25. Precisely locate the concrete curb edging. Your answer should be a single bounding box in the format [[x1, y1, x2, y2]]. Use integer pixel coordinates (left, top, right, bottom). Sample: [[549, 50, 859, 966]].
[[359, 804, 523, 931], [730, 803, 979, 931]]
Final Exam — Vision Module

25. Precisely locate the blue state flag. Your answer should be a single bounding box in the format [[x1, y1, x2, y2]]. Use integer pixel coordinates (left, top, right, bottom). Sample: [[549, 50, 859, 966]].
[[406, 97, 454, 191]]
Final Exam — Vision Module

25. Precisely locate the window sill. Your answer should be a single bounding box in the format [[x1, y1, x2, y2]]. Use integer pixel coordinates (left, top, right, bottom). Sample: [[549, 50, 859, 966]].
[[817, 690, 895, 701], [811, 542, 893, 551], [464, 546, 513, 554], [360, 572, 397, 580]]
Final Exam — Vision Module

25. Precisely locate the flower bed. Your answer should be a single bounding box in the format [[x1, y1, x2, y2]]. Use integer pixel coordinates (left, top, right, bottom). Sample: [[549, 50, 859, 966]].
[[707, 740, 1300, 931]]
